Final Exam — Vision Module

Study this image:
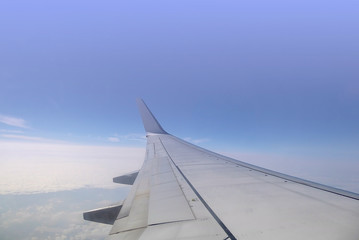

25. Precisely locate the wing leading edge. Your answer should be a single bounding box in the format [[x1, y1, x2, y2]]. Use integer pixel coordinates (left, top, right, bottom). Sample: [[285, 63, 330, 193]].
[[85, 100, 359, 240]]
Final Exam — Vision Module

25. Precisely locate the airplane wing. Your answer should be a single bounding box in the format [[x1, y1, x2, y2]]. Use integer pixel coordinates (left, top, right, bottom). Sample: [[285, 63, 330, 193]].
[[84, 99, 359, 240]]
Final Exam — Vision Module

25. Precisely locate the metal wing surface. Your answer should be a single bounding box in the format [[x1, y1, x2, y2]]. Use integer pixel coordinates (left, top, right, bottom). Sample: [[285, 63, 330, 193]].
[[99, 100, 359, 240]]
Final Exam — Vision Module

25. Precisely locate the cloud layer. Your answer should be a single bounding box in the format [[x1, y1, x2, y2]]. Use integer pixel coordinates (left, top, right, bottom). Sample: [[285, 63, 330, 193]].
[[0, 115, 28, 128], [0, 188, 128, 240], [0, 141, 144, 194]]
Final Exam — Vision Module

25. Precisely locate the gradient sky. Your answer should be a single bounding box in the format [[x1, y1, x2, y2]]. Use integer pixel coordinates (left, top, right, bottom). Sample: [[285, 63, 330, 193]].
[[0, 1, 358, 238], [1, 0, 358, 182]]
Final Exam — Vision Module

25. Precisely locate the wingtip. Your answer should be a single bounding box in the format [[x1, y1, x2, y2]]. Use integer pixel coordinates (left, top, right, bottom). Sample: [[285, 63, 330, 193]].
[[137, 99, 168, 134]]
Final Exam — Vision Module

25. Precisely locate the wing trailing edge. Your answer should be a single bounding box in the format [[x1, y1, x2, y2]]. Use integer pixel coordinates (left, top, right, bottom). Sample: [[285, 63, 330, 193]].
[[83, 203, 123, 225], [113, 171, 139, 185]]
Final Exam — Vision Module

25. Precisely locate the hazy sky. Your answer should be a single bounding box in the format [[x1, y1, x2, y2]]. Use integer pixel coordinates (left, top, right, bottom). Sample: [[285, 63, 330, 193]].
[[1, 0, 359, 147], [0, 0, 358, 239]]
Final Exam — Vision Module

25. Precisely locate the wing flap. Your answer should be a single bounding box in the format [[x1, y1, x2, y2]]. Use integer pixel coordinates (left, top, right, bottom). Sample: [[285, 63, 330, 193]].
[[109, 135, 229, 239], [148, 154, 195, 225]]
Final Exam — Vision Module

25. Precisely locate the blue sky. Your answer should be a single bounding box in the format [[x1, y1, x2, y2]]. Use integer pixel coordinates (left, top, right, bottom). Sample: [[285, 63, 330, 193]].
[[1, 0, 358, 153], [0, 1, 358, 238]]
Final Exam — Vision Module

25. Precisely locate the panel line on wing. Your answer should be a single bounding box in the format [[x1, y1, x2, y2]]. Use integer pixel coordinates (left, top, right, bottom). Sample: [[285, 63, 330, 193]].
[[147, 140, 195, 225], [148, 219, 194, 227], [158, 137, 238, 240]]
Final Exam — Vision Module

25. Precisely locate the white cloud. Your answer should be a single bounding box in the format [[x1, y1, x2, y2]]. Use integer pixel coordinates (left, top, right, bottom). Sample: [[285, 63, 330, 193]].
[[183, 137, 210, 144], [107, 133, 146, 143], [0, 114, 28, 128], [0, 141, 145, 194], [0, 188, 121, 240], [1, 134, 45, 141], [0, 129, 24, 134], [121, 133, 146, 142], [107, 137, 120, 142], [0, 134, 69, 144]]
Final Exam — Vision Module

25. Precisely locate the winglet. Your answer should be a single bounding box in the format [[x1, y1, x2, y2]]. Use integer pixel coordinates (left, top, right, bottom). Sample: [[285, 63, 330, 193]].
[[137, 99, 167, 134]]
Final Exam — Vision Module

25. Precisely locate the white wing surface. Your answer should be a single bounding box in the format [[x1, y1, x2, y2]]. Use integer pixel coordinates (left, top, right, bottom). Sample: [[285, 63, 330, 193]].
[[87, 100, 359, 240]]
